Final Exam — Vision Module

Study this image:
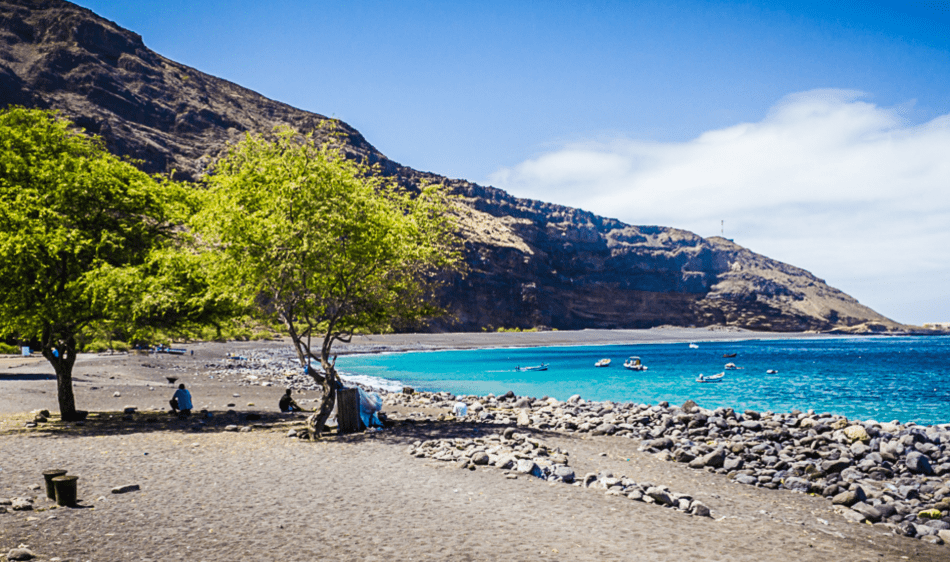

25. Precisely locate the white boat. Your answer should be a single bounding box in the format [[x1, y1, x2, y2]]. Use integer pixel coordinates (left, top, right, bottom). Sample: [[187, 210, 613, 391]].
[[766, 369, 778, 374], [516, 363, 548, 372], [594, 358, 611, 367], [689, 343, 699, 349], [724, 362, 742, 370], [623, 356, 648, 371], [697, 372, 725, 383]]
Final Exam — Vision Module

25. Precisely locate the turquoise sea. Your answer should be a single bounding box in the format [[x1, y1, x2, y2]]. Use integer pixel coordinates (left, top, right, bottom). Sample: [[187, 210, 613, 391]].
[[337, 336, 950, 426]]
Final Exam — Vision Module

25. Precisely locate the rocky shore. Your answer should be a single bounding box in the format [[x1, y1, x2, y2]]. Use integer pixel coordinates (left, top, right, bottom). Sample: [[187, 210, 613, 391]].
[[388, 389, 950, 546], [157, 344, 950, 546]]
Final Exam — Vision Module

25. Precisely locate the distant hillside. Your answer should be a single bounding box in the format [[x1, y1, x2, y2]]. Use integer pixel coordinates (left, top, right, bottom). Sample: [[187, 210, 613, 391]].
[[0, 0, 910, 333]]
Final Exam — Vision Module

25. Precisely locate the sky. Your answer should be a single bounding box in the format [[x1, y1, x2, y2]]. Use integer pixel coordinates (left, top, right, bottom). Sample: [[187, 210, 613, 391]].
[[74, 0, 950, 325]]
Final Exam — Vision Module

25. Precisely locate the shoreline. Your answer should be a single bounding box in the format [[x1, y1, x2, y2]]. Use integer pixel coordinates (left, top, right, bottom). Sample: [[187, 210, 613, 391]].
[[2, 333, 950, 560]]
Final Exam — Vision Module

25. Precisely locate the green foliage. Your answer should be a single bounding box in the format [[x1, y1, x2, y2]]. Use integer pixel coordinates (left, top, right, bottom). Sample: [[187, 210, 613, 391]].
[[0, 107, 236, 416], [193, 126, 462, 359], [0, 342, 18, 354]]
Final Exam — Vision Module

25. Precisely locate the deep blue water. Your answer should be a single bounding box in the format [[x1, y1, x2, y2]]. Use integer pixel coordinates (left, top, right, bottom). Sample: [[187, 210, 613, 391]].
[[337, 336, 950, 426]]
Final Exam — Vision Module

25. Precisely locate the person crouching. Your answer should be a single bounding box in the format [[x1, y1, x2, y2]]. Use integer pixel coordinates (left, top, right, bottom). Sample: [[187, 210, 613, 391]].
[[169, 383, 192, 417]]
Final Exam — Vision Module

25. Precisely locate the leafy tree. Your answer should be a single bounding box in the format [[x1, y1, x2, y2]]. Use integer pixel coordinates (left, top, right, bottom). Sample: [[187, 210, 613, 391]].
[[0, 107, 232, 420], [194, 127, 461, 435]]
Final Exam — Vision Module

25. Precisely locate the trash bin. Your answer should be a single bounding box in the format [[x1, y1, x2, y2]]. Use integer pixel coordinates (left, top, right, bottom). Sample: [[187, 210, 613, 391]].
[[336, 388, 360, 434], [42, 469, 68, 500], [52, 475, 79, 507]]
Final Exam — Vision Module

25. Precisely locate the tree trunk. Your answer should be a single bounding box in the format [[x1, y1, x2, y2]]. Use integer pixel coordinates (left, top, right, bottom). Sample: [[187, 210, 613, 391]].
[[42, 334, 79, 421], [307, 353, 338, 438]]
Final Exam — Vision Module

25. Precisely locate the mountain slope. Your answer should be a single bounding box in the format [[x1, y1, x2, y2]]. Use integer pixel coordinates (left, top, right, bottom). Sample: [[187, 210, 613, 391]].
[[0, 0, 903, 332]]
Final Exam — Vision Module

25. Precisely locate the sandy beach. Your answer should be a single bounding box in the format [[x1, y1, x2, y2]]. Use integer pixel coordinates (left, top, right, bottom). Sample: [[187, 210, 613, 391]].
[[1, 329, 947, 561]]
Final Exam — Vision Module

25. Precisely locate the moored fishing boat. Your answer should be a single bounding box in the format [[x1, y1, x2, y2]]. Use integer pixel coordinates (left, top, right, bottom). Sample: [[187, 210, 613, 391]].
[[623, 356, 648, 371], [697, 372, 725, 383], [594, 358, 611, 367], [516, 363, 548, 372]]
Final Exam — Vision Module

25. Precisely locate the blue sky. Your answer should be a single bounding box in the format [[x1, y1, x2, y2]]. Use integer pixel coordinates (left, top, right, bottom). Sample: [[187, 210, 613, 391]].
[[75, 1, 950, 325]]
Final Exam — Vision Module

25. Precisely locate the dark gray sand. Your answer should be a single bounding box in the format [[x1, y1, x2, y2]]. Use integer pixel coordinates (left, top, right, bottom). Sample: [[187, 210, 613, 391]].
[[1, 329, 944, 561]]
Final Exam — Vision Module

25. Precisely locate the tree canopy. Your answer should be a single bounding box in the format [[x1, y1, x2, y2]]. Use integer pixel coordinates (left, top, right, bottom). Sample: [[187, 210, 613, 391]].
[[193, 126, 462, 434], [0, 107, 232, 419]]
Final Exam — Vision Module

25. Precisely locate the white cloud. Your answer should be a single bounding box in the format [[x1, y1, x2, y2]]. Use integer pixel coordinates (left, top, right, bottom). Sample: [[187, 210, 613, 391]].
[[487, 90, 950, 324]]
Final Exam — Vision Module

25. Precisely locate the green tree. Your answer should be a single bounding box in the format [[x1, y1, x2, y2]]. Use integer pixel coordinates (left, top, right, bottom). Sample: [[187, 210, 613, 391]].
[[0, 107, 232, 420], [194, 127, 461, 435]]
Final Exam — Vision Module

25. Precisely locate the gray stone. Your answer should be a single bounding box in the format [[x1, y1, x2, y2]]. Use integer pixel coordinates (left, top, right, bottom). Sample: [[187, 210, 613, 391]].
[[821, 458, 851, 474], [513, 398, 532, 409], [921, 535, 944, 545], [734, 474, 758, 485], [905, 451, 934, 475], [583, 473, 598, 487], [831, 489, 866, 507], [839, 467, 863, 481], [689, 501, 711, 517], [840, 508, 867, 523], [740, 420, 762, 431], [6, 549, 34, 561], [938, 529, 950, 544], [642, 437, 674, 450], [783, 477, 811, 493], [673, 449, 695, 463], [10, 499, 32, 511], [723, 456, 744, 471], [111, 484, 140, 494], [471, 452, 489, 465], [224, 425, 239, 432], [924, 519, 950, 531], [503, 427, 516, 439], [516, 410, 531, 427], [894, 522, 917, 537], [516, 459, 539, 477], [646, 486, 673, 506], [849, 441, 870, 457], [494, 455, 515, 470], [850, 501, 882, 523], [627, 489, 644, 501], [701, 448, 726, 468], [554, 466, 575, 483]]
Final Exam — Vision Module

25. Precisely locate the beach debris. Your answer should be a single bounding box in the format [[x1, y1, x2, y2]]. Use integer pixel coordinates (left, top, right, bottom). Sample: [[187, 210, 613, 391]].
[[112, 391, 121, 397], [111, 484, 140, 494]]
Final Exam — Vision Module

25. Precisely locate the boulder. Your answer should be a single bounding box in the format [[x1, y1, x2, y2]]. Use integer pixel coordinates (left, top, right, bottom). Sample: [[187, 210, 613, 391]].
[[905, 451, 934, 475], [849, 502, 882, 523], [831, 488, 866, 507], [553, 466, 575, 483], [821, 458, 851, 474], [645, 486, 673, 506], [689, 501, 711, 517], [843, 425, 870, 443], [782, 477, 811, 493], [734, 474, 758, 485], [6, 549, 34, 561], [471, 452, 489, 465], [516, 410, 531, 427]]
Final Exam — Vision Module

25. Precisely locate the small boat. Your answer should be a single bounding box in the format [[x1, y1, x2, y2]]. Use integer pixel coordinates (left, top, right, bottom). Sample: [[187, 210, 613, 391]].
[[689, 343, 699, 349], [723, 353, 737, 358], [766, 369, 778, 374], [594, 358, 611, 367], [724, 362, 742, 370], [623, 356, 648, 371], [516, 363, 548, 372], [697, 372, 725, 383]]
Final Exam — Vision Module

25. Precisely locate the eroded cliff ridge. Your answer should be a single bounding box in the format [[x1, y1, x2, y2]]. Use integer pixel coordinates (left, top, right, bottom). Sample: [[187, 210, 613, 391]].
[[0, 0, 903, 332]]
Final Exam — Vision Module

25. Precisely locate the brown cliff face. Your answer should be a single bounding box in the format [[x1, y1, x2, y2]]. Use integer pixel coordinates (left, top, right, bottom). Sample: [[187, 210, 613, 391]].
[[0, 0, 903, 332]]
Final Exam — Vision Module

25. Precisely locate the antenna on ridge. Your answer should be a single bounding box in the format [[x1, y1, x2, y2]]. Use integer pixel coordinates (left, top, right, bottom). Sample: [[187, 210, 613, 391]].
[[721, 219, 724, 237]]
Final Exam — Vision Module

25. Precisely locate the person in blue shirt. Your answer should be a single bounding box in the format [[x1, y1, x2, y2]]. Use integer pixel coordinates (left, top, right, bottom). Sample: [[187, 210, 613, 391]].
[[169, 383, 193, 416]]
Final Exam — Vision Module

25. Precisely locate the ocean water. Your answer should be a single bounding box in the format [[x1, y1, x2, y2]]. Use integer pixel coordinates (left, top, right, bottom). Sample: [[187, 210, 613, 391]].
[[336, 336, 950, 426]]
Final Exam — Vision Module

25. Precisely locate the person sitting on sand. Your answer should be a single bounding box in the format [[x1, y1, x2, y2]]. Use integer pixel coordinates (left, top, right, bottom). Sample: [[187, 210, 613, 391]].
[[169, 383, 193, 416], [279, 388, 303, 413]]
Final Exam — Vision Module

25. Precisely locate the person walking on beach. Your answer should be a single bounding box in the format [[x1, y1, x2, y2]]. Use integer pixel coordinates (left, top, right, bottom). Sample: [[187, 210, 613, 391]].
[[279, 388, 303, 413], [169, 383, 193, 416]]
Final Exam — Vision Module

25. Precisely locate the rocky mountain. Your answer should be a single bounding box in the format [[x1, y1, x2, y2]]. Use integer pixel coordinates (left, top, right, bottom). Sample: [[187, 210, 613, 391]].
[[0, 0, 909, 333]]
